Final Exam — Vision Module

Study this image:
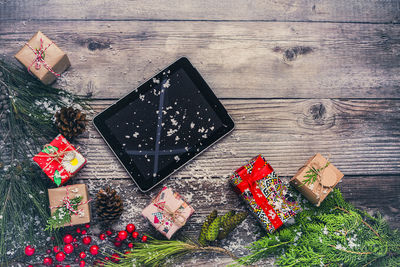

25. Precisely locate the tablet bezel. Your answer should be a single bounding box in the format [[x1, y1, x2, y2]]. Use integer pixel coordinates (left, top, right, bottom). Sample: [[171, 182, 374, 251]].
[[93, 57, 234, 192]]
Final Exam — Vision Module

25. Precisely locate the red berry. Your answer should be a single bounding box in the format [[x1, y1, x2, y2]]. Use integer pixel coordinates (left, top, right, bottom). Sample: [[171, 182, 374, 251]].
[[118, 230, 128, 240], [111, 253, 120, 263], [64, 244, 74, 254], [73, 238, 78, 242], [79, 251, 86, 259], [76, 228, 81, 233], [128, 242, 134, 248], [24, 245, 35, 256], [81, 229, 87, 235], [46, 249, 51, 254], [53, 245, 60, 253], [104, 256, 110, 260], [89, 245, 99, 255], [28, 265, 33, 267], [66, 266, 71, 267], [82, 236, 92, 245], [142, 235, 148, 242], [63, 234, 73, 244], [55, 251, 66, 262], [74, 243, 79, 248], [125, 251, 131, 254], [79, 260, 86, 267], [114, 241, 122, 247], [85, 224, 90, 229], [75, 258, 80, 263], [132, 231, 139, 239], [56, 265, 62, 267], [43, 257, 53, 266], [126, 224, 135, 233], [106, 230, 112, 236], [99, 233, 106, 240]]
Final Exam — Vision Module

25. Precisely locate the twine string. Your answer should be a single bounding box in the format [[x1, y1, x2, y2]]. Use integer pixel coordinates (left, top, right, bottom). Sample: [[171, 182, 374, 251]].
[[25, 37, 61, 77], [36, 143, 80, 174]]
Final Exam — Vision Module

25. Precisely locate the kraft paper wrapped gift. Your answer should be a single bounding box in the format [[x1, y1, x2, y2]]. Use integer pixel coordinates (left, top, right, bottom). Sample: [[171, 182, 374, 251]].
[[48, 184, 91, 227], [15, 31, 70, 84], [142, 186, 194, 239], [290, 153, 344, 206]]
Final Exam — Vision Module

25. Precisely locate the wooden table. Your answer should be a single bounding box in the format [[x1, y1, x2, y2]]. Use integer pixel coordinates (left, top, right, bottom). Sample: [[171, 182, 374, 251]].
[[1, 1, 399, 265]]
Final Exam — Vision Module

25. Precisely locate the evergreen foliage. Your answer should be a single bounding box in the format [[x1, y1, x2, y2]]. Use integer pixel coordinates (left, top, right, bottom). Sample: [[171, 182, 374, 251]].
[[238, 189, 400, 266], [45, 196, 83, 231]]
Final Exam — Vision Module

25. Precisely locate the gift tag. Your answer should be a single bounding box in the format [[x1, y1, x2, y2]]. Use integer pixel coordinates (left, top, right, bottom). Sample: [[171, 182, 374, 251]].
[[320, 168, 337, 187]]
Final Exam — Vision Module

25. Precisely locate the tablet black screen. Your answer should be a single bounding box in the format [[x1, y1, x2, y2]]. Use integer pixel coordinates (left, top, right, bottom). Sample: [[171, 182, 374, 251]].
[[94, 58, 234, 191]]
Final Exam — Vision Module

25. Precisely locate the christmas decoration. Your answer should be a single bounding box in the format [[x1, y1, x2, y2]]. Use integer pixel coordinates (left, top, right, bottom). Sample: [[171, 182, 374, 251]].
[[64, 244, 74, 254], [55, 251, 66, 262], [141, 235, 148, 242], [230, 155, 302, 233], [33, 135, 87, 186], [14, 31, 71, 85], [43, 256, 54, 266], [79, 251, 86, 259], [63, 234, 73, 244], [55, 107, 87, 139], [96, 187, 124, 224], [106, 230, 112, 236], [24, 245, 35, 256], [82, 236, 92, 245], [46, 184, 91, 230], [126, 224, 135, 233], [89, 245, 99, 255], [290, 153, 344, 206], [237, 189, 400, 266], [205, 216, 222, 242], [99, 233, 106, 240], [198, 210, 218, 246], [142, 186, 195, 239], [132, 232, 139, 239], [118, 230, 128, 240], [217, 211, 248, 240]]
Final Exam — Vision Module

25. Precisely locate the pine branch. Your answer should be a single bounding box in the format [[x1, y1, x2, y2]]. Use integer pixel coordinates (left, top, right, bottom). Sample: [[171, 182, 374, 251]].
[[300, 162, 330, 186]]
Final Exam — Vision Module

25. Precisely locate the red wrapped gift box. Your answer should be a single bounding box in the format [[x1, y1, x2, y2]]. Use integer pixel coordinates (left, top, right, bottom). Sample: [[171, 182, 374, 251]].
[[33, 134, 86, 186]]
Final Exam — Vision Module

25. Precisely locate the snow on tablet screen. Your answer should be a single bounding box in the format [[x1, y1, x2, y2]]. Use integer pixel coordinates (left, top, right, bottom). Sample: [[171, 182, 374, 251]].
[[104, 68, 223, 181]]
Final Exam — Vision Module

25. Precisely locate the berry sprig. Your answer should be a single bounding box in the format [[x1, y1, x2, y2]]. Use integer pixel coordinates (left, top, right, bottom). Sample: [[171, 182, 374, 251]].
[[23, 223, 148, 266]]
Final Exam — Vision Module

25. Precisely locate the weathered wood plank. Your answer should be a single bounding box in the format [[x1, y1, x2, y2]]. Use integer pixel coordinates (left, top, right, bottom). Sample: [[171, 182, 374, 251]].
[[0, 0, 399, 23], [76, 99, 400, 178], [1, 21, 400, 98]]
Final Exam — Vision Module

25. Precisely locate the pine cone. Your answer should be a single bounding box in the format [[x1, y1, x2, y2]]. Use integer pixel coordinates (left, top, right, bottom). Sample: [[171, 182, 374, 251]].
[[55, 107, 87, 139], [198, 210, 218, 246], [96, 187, 123, 224], [205, 216, 222, 242], [220, 210, 235, 229], [217, 212, 248, 240]]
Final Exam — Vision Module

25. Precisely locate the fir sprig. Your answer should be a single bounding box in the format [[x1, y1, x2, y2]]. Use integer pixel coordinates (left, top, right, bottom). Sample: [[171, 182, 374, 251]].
[[237, 189, 400, 266], [45, 196, 83, 232], [103, 238, 237, 267], [0, 58, 90, 263], [301, 161, 330, 186]]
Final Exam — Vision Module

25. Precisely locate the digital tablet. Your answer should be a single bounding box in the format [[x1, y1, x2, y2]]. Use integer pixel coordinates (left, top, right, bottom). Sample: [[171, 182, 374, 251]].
[[93, 57, 234, 192]]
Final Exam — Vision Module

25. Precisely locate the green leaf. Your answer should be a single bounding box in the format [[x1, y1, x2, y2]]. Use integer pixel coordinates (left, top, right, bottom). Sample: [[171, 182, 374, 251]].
[[53, 170, 62, 186], [42, 145, 58, 154]]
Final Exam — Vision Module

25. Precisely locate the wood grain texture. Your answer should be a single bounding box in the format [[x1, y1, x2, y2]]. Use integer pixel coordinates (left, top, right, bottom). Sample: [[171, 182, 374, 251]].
[[77, 99, 400, 178], [0, 0, 399, 23], [1, 21, 400, 98]]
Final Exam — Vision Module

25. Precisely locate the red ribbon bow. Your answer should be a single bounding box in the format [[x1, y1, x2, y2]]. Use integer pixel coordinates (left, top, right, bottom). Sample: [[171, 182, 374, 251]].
[[25, 37, 61, 77], [236, 156, 283, 229]]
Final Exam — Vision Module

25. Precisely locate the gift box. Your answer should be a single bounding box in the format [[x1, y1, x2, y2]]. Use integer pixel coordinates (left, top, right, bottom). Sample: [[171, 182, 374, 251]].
[[33, 134, 86, 186], [15, 31, 70, 85], [48, 184, 91, 227], [290, 153, 344, 206], [230, 155, 301, 233], [142, 186, 194, 239]]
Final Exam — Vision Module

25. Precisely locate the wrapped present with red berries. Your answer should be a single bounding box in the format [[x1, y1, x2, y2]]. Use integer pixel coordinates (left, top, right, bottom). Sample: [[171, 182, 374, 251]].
[[47, 184, 91, 229], [33, 134, 86, 186], [142, 186, 195, 239], [230, 155, 302, 233]]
